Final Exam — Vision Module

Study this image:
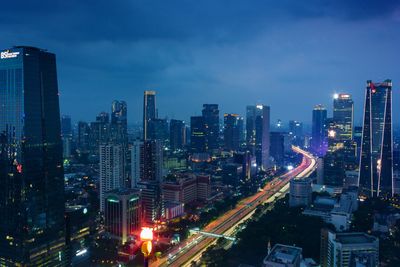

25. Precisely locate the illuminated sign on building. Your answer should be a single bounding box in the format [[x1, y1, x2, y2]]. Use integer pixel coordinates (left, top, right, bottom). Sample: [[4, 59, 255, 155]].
[[1, 50, 20, 59]]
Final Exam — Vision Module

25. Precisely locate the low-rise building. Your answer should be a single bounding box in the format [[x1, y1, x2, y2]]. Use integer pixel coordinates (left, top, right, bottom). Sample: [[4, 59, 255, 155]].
[[262, 244, 302, 267]]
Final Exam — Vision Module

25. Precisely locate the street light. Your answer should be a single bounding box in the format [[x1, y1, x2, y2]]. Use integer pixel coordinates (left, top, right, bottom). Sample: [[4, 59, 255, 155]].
[[140, 227, 153, 267]]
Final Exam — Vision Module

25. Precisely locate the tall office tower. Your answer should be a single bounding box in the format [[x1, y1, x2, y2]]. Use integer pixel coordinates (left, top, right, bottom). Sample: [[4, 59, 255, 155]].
[[148, 118, 169, 144], [131, 140, 163, 187], [90, 112, 111, 154], [320, 229, 379, 267], [110, 100, 127, 144], [190, 116, 207, 153], [246, 105, 257, 152], [61, 115, 73, 158], [289, 120, 304, 147], [99, 144, 124, 212], [104, 189, 141, 244], [77, 121, 90, 151], [246, 105, 270, 169], [333, 94, 354, 141], [170, 119, 186, 151], [311, 104, 328, 156], [270, 132, 284, 166], [202, 104, 220, 150], [261, 105, 271, 170], [223, 114, 241, 151], [0, 46, 66, 265], [359, 80, 393, 197], [143, 91, 157, 140]]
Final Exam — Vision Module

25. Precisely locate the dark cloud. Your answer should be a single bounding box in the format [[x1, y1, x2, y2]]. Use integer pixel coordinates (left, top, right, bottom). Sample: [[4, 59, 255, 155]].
[[1, 0, 400, 124]]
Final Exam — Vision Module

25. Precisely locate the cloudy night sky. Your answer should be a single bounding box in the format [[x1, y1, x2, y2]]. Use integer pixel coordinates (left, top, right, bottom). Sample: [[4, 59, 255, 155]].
[[2, 0, 400, 125]]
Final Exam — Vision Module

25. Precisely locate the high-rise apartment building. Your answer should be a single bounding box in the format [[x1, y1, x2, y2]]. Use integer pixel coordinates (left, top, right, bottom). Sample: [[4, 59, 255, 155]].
[[359, 80, 393, 197], [0, 46, 67, 265], [131, 140, 163, 186], [99, 144, 124, 212]]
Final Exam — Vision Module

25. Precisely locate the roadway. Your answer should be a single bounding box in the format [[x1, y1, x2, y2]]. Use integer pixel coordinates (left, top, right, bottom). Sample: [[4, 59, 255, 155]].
[[151, 146, 317, 267]]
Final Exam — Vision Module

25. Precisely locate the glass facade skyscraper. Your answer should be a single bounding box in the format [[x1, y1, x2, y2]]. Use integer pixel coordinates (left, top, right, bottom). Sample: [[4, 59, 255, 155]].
[[246, 105, 270, 170], [311, 104, 328, 156], [202, 104, 220, 151], [143, 90, 156, 140], [359, 80, 393, 197], [0, 47, 66, 265], [223, 113, 241, 152], [333, 94, 354, 141]]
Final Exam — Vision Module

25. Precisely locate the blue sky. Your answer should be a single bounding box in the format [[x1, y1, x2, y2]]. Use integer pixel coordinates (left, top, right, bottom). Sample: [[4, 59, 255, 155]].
[[2, 0, 400, 125]]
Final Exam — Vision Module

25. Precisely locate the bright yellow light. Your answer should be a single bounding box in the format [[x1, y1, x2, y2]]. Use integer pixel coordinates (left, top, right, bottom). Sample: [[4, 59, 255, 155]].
[[328, 130, 336, 138], [141, 241, 152, 256], [140, 227, 153, 241]]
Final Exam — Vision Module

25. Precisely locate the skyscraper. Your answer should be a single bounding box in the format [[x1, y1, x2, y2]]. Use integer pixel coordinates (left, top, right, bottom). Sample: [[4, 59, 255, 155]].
[[359, 80, 393, 197], [131, 139, 163, 187], [170, 119, 186, 151], [99, 144, 124, 212], [0, 46, 66, 265], [148, 118, 169, 144], [311, 104, 328, 156], [333, 94, 354, 141], [190, 116, 206, 153], [289, 120, 304, 147], [143, 91, 156, 140], [246, 104, 270, 169], [111, 100, 127, 144], [270, 132, 284, 166], [132, 139, 163, 225], [223, 113, 241, 151], [202, 104, 220, 151], [61, 115, 73, 158]]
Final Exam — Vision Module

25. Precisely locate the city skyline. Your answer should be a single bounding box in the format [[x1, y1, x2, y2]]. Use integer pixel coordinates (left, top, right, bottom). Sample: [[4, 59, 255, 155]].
[[2, 0, 400, 123], [1, 2, 400, 266]]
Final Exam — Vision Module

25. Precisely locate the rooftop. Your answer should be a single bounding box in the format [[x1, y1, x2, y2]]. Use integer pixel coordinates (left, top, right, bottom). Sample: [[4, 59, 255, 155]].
[[264, 244, 302, 264], [335, 232, 377, 245]]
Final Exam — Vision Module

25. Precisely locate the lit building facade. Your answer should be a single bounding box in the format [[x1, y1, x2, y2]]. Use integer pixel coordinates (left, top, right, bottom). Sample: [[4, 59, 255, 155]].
[[99, 144, 124, 212], [359, 80, 393, 197], [246, 105, 270, 170], [202, 104, 220, 151], [311, 104, 327, 156], [104, 189, 141, 244], [0, 46, 67, 265]]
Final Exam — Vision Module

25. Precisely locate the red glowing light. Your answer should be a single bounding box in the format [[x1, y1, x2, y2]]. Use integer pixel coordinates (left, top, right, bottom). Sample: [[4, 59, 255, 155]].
[[17, 164, 22, 173]]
